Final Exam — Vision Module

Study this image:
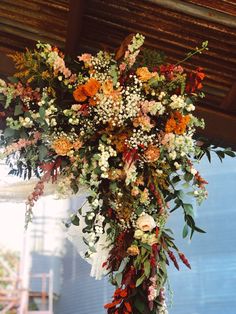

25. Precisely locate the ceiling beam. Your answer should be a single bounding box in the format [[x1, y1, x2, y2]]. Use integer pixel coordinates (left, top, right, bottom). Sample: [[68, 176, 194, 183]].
[[65, 0, 85, 56]]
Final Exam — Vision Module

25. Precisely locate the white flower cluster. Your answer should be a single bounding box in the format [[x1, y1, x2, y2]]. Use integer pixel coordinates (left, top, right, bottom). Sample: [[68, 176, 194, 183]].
[[63, 108, 80, 125], [90, 51, 112, 81], [98, 143, 117, 178], [163, 133, 195, 160], [94, 75, 142, 126], [169, 94, 195, 112], [128, 128, 156, 149]]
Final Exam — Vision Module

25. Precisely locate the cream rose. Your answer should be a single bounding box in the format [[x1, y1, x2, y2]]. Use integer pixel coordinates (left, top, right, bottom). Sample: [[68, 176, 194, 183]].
[[136, 214, 156, 232]]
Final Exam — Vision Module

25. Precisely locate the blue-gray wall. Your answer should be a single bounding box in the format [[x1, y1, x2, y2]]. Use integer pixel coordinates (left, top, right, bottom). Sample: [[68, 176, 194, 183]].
[[55, 155, 236, 314]]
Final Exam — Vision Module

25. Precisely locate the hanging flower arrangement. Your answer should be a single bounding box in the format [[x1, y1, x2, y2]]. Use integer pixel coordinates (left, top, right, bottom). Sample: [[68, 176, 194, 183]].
[[0, 34, 234, 313]]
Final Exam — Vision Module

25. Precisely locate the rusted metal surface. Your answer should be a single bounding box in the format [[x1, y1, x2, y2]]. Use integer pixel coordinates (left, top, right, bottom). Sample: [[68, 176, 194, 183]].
[[0, 0, 236, 147], [0, 0, 69, 54]]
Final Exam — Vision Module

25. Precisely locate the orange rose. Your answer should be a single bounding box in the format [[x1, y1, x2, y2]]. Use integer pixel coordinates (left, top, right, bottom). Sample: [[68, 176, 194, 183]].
[[52, 137, 73, 156], [83, 78, 101, 97], [73, 85, 87, 102], [136, 67, 157, 82]]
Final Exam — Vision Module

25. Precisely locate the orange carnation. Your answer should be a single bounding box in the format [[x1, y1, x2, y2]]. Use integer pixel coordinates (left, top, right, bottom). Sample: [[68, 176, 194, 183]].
[[52, 137, 73, 156], [83, 78, 100, 97], [165, 112, 190, 135]]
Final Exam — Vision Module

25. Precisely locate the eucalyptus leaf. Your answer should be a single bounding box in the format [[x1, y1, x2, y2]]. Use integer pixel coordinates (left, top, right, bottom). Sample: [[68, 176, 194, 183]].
[[136, 273, 146, 287], [182, 224, 189, 238]]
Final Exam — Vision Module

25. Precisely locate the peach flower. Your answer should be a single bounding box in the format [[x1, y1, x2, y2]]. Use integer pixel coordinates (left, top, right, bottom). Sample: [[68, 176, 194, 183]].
[[136, 67, 157, 82], [144, 145, 160, 162], [127, 245, 140, 256], [52, 137, 73, 156], [73, 139, 83, 150]]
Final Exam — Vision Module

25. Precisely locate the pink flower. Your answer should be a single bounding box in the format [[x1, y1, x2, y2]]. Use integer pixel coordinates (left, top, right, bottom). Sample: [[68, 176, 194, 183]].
[[119, 62, 127, 71]]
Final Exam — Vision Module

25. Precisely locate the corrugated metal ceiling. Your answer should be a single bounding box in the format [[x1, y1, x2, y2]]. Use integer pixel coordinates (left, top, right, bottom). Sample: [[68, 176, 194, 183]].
[[0, 0, 235, 147]]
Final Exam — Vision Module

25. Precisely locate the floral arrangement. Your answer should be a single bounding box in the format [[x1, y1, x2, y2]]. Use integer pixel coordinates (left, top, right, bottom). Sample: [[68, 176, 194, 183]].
[[0, 34, 234, 314]]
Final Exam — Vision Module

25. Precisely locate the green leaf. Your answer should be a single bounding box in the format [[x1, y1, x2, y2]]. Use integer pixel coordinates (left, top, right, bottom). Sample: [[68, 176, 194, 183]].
[[14, 104, 23, 116], [205, 149, 211, 163], [115, 272, 123, 286], [39, 107, 45, 119], [184, 172, 193, 182], [82, 236, 89, 245], [177, 190, 185, 200], [172, 175, 181, 184], [224, 150, 236, 158], [136, 273, 146, 287], [182, 224, 189, 238], [144, 260, 151, 277], [140, 243, 151, 252], [71, 215, 80, 226], [7, 76, 19, 83], [110, 64, 118, 85], [110, 182, 117, 193], [134, 297, 146, 313], [38, 145, 48, 162], [194, 225, 206, 234], [170, 199, 182, 212], [4, 127, 15, 138], [183, 203, 194, 217]]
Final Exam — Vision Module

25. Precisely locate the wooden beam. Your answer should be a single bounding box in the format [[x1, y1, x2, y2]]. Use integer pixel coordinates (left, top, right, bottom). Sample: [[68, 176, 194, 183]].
[[221, 82, 236, 111], [196, 106, 236, 150], [65, 0, 85, 56]]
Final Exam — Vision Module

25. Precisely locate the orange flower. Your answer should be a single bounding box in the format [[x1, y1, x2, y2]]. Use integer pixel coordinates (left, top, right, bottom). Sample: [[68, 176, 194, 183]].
[[83, 78, 100, 97], [165, 112, 190, 135], [112, 133, 128, 153], [73, 78, 100, 103], [136, 67, 157, 81], [52, 137, 73, 156], [89, 96, 98, 106], [73, 85, 87, 102], [127, 245, 140, 256], [144, 145, 160, 162]]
